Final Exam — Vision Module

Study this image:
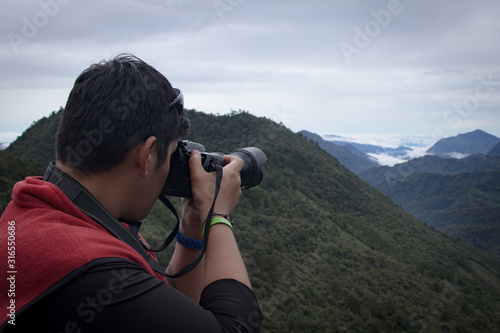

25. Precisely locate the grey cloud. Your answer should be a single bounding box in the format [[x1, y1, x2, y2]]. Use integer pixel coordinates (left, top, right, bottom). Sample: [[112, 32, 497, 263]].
[[0, 0, 499, 137]]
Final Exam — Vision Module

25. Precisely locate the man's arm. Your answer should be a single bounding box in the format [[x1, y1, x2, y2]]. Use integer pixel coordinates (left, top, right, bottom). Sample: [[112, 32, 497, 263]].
[[9, 259, 262, 333], [167, 150, 249, 301], [166, 199, 205, 302], [188, 150, 252, 290]]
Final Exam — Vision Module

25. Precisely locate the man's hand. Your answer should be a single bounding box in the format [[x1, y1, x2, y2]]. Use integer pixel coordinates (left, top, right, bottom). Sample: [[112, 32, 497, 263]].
[[183, 150, 243, 229]]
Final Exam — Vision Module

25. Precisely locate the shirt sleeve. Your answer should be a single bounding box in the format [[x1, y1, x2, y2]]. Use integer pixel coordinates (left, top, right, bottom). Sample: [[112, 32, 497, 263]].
[[8, 258, 263, 333]]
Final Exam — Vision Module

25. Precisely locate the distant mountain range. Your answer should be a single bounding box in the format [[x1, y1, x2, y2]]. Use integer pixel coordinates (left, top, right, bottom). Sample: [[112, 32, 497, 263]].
[[359, 154, 500, 185], [375, 170, 500, 259], [302, 128, 499, 169], [358, 153, 500, 259], [323, 134, 413, 158], [299, 130, 379, 174], [426, 129, 500, 158], [305, 128, 500, 259], [307, 129, 499, 167]]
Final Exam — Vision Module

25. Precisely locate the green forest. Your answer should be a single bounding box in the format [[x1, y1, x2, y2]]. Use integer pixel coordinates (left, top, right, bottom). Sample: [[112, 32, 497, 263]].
[[358, 154, 500, 260], [2, 109, 500, 332], [376, 170, 500, 259]]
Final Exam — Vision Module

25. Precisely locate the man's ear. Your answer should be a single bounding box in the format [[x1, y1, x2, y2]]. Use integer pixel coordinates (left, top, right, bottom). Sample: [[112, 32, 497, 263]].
[[137, 136, 157, 177]]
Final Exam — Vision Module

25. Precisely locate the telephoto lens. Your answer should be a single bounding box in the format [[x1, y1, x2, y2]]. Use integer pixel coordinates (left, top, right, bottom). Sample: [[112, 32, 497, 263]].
[[227, 148, 267, 190]]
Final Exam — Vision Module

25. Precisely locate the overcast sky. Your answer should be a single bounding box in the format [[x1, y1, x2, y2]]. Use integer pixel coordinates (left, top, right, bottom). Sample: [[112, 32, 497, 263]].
[[1, 0, 499, 147]]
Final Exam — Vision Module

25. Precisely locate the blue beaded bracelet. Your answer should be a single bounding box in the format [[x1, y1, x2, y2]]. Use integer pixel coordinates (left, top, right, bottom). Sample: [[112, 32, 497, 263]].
[[175, 230, 204, 250]]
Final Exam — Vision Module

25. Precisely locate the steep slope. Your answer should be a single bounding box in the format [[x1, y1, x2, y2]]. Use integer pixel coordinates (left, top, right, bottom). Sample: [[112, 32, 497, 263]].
[[488, 142, 500, 156], [359, 154, 500, 260], [300, 130, 379, 174], [376, 170, 500, 259], [4, 109, 500, 332], [426, 129, 500, 158], [6, 108, 62, 165]]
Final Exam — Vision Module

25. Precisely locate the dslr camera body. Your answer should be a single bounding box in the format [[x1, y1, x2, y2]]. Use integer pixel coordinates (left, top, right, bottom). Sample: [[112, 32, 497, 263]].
[[163, 140, 267, 198]]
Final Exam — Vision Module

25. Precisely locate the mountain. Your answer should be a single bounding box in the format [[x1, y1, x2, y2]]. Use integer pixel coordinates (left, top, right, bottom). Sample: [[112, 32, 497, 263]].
[[359, 154, 500, 186], [360, 155, 500, 259], [323, 134, 413, 159], [299, 130, 379, 174], [488, 142, 500, 156], [3, 109, 500, 332], [0, 150, 45, 212], [375, 170, 500, 259], [426, 129, 500, 158], [5, 108, 62, 164]]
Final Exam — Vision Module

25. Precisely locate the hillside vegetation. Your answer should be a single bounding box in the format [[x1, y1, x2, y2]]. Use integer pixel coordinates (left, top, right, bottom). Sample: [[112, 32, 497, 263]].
[[360, 154, 500, 260], [3, 109, 500, 332], [376, 170, 500, 259], [5, 108, 62, 164], [0, 151, 45, 212], [299, 130, 379, 174]]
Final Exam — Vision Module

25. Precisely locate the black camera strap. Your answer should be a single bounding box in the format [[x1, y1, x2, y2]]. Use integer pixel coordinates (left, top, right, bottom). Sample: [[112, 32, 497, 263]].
[[43, 162, 169, 276], [43, 162, 222, 280]]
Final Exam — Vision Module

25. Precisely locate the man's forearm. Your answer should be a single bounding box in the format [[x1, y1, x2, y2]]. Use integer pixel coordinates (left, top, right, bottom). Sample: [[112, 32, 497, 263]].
[[202, 223, 252, 290], [167, 224, 205, 303]]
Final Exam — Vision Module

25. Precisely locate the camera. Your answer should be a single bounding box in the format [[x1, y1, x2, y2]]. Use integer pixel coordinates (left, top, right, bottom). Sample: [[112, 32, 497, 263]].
[[162, 140, 267, 198]]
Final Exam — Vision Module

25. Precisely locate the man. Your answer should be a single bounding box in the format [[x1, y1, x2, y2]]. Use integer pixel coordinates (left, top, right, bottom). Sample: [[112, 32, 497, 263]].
[[0, 54, 263, 332]]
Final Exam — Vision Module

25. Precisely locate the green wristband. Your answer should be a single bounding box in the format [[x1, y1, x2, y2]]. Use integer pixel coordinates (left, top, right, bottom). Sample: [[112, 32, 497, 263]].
[[203, 216, 233, 233]]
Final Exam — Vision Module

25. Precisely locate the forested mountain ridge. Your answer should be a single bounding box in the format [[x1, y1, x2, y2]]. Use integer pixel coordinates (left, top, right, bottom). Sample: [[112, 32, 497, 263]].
[[299, 130, 379, 174], [359, 154, 500, 186], [375, 170, 500, 259], [6, 107, 62, 164], [426, 129, 500, 158], [0, 150, 45, 212], [2, 109, 500, 332], [359, 153, 500, 259]]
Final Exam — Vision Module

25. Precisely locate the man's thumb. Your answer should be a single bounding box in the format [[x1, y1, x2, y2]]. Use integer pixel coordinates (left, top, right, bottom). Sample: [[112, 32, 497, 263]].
[[189, 150, 202, 169]]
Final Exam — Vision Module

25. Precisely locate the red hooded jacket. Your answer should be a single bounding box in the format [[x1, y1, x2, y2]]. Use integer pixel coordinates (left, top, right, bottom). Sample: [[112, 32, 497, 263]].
[[0, 177, 167, 325]]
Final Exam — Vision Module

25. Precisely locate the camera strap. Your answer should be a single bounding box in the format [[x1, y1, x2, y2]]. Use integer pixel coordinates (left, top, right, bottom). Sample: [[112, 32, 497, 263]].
[[43, 162, 223, 280], [43, 162, 168, 276]]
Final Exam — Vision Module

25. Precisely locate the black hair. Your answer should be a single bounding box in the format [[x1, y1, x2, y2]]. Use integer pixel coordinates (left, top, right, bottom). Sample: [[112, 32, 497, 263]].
[[56, 54, 189, 173]]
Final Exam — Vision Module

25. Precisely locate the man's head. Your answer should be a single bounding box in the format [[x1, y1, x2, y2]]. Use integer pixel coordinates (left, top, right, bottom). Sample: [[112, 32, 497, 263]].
[[56, 54, 190, 174]]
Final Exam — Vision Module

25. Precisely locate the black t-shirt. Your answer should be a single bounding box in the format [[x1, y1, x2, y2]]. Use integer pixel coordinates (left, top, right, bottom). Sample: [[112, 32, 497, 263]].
[[2, 258, 263, 333]]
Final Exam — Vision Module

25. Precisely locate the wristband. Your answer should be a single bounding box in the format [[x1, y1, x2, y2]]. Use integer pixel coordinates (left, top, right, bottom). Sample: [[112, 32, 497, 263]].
[[213, 213, 231, 220], [175, 230, 204, 250], [203, 216, 233, 233]]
